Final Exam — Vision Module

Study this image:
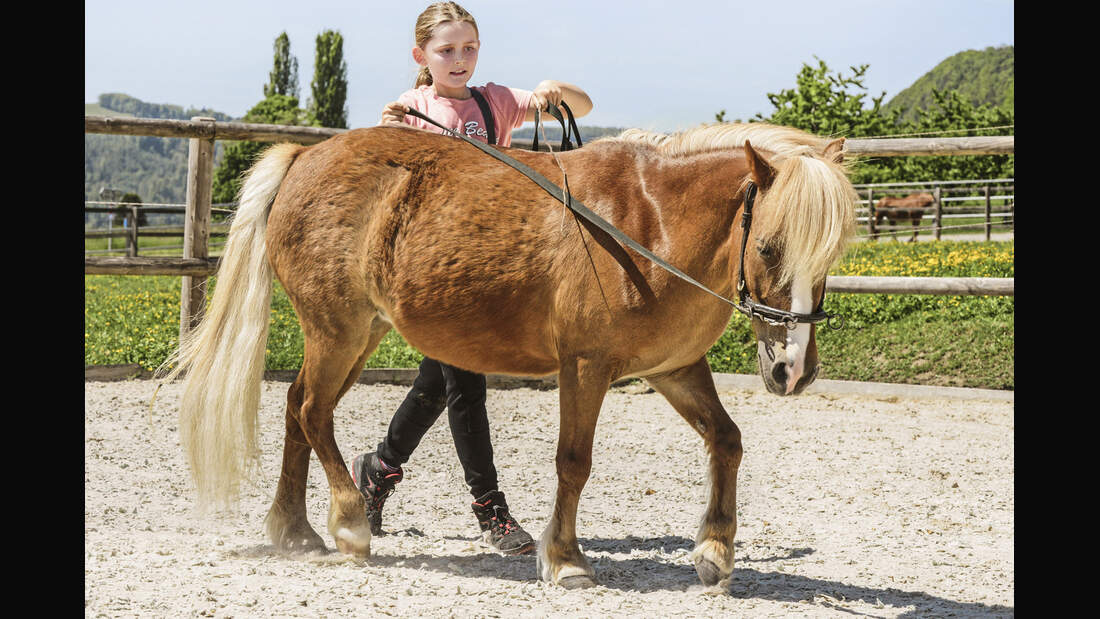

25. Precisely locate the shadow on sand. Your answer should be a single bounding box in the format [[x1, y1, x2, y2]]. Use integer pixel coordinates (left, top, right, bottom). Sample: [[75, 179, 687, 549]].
[[226, 535, 1012, 617]]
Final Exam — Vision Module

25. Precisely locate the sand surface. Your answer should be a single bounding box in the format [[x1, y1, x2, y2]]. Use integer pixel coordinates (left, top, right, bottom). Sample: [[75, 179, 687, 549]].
[[85, 378, 1013, 617]]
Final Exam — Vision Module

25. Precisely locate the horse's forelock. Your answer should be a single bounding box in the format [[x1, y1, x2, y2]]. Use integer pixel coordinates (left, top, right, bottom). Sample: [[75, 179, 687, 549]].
[[756, 154, 857, 289]]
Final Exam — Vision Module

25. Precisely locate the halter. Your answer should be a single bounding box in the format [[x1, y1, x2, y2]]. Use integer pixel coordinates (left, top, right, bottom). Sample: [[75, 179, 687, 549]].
[[400, 104, 842, 330], [735, 182, 843, 330]]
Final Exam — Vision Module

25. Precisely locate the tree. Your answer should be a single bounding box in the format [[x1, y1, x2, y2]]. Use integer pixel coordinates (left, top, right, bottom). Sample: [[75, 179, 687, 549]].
[[752, 57, 902, 139], [738, 57, 1013, 183], [309, 29, 349, 129], [866, 89, 1014, 183], [211, 94, 318, 204], [264, 32, 300, 99], [120, 192, 148, 226]]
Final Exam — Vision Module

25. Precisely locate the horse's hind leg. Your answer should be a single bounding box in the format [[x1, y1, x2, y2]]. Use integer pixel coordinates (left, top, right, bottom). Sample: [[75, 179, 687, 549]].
[[266, 315, 391, 558], [264, 374, 325, 553], [646, 357, 743, 586], [537, 355, 615, 589]]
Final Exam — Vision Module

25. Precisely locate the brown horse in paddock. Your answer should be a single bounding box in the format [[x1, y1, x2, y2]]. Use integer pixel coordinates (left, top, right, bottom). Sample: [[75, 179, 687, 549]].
[[159, 121, 857, 589], [874, 192, 934, 241]]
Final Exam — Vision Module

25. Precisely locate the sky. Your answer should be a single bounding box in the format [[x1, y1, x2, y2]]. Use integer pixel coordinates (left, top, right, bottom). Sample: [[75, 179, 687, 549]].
[[84, 0, 1013, 134]]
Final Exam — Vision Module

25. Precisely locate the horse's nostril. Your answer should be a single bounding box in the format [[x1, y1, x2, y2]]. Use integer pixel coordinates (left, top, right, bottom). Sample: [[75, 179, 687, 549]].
[[771, 362, 787, 385]]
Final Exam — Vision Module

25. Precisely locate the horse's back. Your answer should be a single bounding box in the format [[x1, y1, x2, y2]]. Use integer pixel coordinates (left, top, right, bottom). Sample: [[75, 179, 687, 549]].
[[265, 126, 578, 374]]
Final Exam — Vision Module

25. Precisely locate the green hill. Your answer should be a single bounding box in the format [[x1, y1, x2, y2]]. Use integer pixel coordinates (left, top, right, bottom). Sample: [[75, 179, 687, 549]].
[[85, 94, 234, 209], [884, 46, 1013, 122]]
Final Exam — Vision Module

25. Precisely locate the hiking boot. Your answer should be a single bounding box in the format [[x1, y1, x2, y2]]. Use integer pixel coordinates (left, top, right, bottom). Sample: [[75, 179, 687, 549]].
[[350, 452, 403, 535], [471, 490, 536, 555]]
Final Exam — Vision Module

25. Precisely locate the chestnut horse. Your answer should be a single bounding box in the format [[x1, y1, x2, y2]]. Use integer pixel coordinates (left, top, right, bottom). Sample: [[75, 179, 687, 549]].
[[874, 192, 933, 241], [159, 121, 857, 588]]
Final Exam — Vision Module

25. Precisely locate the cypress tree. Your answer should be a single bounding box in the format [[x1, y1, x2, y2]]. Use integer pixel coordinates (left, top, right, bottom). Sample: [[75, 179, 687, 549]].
[[309, 30, 349, 129], [264, 32, 300, 99]]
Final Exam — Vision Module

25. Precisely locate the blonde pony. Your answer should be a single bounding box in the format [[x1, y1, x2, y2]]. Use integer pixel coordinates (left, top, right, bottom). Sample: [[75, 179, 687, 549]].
[[413, 2, 479, 87]]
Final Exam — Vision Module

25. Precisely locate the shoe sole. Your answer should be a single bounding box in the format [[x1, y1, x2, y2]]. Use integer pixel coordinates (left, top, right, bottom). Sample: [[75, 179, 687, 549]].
[[481, 531, 537, 556], [505, 541, 537, 556]]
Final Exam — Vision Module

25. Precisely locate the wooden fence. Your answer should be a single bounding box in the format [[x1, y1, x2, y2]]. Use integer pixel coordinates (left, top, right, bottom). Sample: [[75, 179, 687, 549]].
[[854, 178, 1014, 241], [84, 116, 1016, 338]]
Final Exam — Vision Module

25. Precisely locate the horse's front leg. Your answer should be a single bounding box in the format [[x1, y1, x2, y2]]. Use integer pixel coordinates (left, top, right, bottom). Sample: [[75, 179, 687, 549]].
[[646, 357, 743, 586], [538, 354, 615, 589]]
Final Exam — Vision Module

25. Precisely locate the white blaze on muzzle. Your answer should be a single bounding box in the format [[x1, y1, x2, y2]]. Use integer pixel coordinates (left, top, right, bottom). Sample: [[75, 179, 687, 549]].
[[784, 273, 813, 394]]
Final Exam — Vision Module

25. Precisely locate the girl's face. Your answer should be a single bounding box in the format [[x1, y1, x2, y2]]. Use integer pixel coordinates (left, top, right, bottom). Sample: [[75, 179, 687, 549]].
[[413, 20, 480, 98]]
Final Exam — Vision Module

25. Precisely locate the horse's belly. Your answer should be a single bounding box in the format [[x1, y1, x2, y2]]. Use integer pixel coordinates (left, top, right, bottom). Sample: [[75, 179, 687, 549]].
[[387, 293, 560, 377]]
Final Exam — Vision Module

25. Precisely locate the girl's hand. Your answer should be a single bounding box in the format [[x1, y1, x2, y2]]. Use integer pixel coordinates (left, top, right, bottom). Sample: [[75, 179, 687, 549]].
[[525, 80, 592, 123], [379, 102, 408, 125], [531, 81, 564, 111]]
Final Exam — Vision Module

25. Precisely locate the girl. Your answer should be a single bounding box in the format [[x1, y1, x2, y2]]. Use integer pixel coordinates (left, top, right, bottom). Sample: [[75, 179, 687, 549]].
[[350, 1, 593, 556]]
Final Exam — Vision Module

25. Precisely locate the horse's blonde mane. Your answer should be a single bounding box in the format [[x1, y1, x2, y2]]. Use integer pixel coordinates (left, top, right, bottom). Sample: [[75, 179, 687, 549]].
[[599, 122, 857, 288], [606, 122, 827, 160]]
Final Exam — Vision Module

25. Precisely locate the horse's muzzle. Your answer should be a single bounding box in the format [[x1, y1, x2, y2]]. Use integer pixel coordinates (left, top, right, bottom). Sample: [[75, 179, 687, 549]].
[[757, 352, 820, 396]]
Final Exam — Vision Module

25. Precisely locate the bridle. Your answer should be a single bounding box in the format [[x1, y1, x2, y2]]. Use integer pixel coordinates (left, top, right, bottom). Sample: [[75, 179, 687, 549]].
[[401, 102, 843, 331], [734, 182, 843, 330]]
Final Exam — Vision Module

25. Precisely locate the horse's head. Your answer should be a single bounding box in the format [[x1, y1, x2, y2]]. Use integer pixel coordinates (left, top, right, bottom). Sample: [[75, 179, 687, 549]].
[[736, 139, 856, 396]]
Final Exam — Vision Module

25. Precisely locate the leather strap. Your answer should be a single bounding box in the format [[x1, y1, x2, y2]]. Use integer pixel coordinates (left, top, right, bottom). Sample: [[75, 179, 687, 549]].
[[402, 103, 738, 308], [468, 88, 496, 145], [531, 101, 583, 152]]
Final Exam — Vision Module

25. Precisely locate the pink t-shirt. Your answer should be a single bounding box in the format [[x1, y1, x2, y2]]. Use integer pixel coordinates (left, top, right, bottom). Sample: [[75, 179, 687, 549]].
[[398, 82, 533, 147]]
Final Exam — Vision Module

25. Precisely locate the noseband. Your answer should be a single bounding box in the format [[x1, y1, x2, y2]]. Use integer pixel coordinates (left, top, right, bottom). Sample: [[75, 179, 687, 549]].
[[735, 182, 843, 330]]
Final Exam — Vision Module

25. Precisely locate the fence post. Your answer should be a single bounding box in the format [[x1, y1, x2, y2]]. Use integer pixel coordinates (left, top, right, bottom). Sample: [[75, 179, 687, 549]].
[[129, 204, 140, 257], [867, 188, 876, 240], [180, 117, 216, 340], [984, 185, 991, 241], [123, 211, 133, 257], [933, 186, 942, 241]]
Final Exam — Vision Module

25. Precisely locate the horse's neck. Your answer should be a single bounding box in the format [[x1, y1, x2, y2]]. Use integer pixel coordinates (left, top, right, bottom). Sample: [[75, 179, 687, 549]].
[[633, 151, 745, 288], [638, 152, 744, 227]]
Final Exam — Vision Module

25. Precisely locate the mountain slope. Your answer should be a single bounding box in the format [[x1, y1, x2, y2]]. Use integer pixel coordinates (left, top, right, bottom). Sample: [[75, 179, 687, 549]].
[[884, 46, 1014, 122], [85, 94, 233, 204]]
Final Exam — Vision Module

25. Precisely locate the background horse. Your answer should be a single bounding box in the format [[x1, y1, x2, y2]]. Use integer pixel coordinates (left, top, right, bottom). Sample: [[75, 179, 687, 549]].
[[874, 192, 933, 241], [159, 121, 857, 589]]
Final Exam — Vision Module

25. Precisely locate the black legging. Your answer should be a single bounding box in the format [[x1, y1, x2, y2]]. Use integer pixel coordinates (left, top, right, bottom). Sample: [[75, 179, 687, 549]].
[[376, 356, 498, 498]]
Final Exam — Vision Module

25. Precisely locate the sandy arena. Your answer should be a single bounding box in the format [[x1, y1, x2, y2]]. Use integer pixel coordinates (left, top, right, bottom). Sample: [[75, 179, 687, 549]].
[[85, 376, 1013, 617]]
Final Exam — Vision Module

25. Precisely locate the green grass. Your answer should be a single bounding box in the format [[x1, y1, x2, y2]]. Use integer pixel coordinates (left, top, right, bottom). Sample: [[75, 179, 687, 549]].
[[84, 240, 1013, 390]]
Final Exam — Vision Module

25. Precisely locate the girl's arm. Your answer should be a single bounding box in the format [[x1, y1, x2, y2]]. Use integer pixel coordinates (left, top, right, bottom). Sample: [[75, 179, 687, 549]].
[[525, 80, 593, 122]]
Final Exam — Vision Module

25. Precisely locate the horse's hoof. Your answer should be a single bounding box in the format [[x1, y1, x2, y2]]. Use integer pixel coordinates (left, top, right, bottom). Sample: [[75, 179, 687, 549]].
[[558, 574, 598, 590], [335, 537, 370, 560], [694, 557, 727, 586], [283, 533, 327, 554]]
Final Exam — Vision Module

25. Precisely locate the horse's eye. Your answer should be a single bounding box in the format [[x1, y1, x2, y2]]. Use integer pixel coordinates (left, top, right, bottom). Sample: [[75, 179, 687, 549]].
[[757, 243, 774, 258]]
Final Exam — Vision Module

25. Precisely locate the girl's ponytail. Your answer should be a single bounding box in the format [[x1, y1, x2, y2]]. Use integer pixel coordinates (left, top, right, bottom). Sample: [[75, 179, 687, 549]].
[[412, 2, 477, 88], [415, 65, 433, 88]]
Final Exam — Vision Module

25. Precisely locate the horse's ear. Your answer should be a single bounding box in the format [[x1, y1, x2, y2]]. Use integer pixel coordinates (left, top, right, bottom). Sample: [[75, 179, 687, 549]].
[[743, 140, 777, 189], [823, 138, 846, 164]]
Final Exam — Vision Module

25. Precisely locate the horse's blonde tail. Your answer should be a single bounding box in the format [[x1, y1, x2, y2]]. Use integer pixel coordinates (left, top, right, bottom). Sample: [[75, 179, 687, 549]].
[[157, 142, 303, 510]]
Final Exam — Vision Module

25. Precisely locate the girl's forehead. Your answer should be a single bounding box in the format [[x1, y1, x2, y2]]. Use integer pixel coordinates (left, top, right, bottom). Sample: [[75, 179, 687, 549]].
[[426, 21, 479, 47]]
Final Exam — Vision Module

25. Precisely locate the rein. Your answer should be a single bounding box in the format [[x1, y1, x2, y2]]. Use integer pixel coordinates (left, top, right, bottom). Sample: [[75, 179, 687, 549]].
[[402, 102, 841, 330]]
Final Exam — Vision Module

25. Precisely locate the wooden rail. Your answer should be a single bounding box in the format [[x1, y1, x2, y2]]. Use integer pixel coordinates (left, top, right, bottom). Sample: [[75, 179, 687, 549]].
[[86, 115, 1014, 156], [84, 256, 220, 276], [85, 115, 1017, 335], [85, 115, 342, 145], [825, 276, 1013, 296]]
